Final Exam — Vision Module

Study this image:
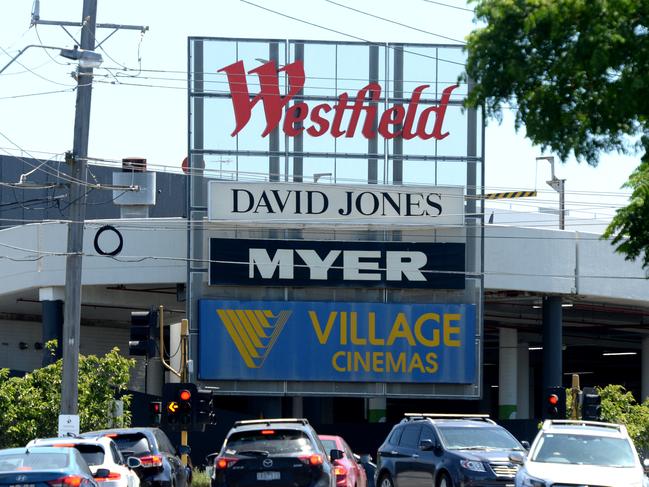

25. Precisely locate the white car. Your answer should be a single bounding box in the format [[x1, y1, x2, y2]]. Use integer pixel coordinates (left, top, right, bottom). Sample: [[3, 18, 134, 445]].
[[511, 419, 649, 487], [27, 436, 141, 487]]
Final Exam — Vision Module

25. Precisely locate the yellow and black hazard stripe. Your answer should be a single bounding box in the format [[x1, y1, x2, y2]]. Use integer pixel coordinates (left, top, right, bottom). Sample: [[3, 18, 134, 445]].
[[483, 191, 537, 200]]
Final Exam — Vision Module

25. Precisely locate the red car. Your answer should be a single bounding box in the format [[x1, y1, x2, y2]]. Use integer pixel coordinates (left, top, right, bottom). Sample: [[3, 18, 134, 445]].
[[319, 435, 368, 487]]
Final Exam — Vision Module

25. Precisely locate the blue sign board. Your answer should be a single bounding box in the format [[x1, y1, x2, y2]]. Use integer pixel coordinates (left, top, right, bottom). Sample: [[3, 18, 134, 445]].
[[198, 300, 476, 383]]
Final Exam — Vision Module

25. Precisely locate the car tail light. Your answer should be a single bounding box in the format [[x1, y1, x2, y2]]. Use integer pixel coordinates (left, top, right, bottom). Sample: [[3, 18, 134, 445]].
[[47, 475, 84, 487], [139, 455, 163, 467], [334, 465, 347, 477], [299, 454, 324, 466], [215, 457, 238, 469], [261, 430, 275, 435], [95, 472, 121, 482]]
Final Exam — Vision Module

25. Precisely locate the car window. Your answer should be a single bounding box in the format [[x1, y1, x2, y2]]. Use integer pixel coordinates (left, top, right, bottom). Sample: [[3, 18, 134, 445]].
[[399, 425, 422, 448], [388, 427, 403, 446], [74, 444, 105, 466], [225, 429, 316, 455], [437, 426, 523, 450], [342, 440, 355, 461], [156, 430, 176, 455], [532, 433, 636, 467], [111, 433, 152, 456], [0, 452, 69, 471], [110, 442, 124, 465]]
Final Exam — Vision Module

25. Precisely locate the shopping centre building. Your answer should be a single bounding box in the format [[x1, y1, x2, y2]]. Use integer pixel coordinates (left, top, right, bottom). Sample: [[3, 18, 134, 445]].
[[1, 38, 648, 427]]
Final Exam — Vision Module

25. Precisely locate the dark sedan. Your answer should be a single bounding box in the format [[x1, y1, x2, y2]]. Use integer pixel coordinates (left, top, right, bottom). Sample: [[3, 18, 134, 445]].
[[81, 428, 190, 487]]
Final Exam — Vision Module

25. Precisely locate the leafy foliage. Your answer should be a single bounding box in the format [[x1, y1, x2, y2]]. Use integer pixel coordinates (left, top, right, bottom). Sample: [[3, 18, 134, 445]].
[[598, 384, 649, 455], [0, 345, 135, 448], [465, 0, 649, 268]]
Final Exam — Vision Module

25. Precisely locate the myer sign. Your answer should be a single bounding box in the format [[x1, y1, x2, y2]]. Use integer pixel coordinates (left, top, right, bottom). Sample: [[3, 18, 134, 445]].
[[208, 182, 464, 224]]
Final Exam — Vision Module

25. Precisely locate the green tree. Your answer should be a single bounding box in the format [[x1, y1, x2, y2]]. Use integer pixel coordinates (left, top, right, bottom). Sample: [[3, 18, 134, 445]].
[[0, 345, 135, 448], [598, 384, 649, 455], [465, 0, 649, 268]]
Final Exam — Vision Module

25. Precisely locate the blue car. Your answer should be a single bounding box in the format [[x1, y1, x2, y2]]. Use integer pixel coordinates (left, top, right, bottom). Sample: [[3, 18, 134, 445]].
[[0, 446, 101, 487], [375, 414, 525, 487]]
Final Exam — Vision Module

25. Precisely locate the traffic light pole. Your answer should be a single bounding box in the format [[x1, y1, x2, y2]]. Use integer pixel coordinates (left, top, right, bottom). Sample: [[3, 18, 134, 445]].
[[180, 318, 190, 467]]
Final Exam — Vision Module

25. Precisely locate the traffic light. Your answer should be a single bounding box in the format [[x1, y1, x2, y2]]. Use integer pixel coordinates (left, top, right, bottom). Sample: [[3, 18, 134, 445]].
[[128, 310, 158, 357], [194, 390, 216, 430], [545, 386, 567, 419], [162, 383, 197, 431], [149, 401, 162, 426], [581, 387, 602, 421]]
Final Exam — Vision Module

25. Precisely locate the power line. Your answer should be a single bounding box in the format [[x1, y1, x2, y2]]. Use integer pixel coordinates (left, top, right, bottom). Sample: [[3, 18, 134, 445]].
[[324, 0, 466, 44], [420, 0, 474, 13], [239, 0, 467, 67]]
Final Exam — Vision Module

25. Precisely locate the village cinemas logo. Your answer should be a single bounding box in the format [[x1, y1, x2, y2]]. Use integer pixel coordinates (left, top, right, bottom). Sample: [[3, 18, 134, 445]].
[[218, 60, 458, 140]]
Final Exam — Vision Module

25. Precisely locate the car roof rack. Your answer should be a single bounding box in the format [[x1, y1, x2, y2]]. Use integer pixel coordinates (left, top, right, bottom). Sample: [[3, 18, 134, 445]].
[[233, 418, 310, 427], [403, 413, 495, 424], [543, 420, 625, 432]]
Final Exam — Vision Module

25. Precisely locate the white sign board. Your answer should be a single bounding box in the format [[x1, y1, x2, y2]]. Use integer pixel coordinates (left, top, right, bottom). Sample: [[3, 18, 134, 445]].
[[58, 414, 80, 437], [208, 182, 464, 225]]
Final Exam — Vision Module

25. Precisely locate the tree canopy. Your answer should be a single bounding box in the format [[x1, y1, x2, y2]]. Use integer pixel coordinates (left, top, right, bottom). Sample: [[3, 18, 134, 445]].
[[465, 0, 649, 268], [0, 345, 134, 448]]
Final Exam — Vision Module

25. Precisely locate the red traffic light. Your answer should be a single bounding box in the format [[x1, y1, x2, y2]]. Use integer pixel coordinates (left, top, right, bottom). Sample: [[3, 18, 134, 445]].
[[180, 389, 191, 401], [548, 394, 559, 405], [150, 401, 161, 413]]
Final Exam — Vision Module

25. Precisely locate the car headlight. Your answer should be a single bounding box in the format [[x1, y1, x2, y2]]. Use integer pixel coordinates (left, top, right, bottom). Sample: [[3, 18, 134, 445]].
[[460, 459, 486, 472], [519, 471, 546, 487]]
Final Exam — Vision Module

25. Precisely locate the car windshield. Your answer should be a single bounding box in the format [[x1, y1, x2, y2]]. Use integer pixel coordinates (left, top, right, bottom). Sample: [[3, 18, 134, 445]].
[[438, 426, 523, 450], [320, 439, 338, 454], [224, 429, 315, 456], [532, 433, 636, 467], [0, 452, 69, 471]]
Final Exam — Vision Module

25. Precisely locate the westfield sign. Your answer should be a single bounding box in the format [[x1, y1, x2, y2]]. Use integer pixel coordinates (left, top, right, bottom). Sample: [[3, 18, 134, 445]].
[[218, 60, 458, 140]]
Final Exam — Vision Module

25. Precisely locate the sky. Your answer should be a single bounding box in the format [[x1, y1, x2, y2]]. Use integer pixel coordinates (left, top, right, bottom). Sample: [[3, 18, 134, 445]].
[[0, 0, 641, 233]]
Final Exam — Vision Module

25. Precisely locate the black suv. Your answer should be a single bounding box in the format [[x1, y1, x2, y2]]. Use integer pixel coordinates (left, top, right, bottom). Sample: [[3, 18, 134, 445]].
[[212, 418, 339, 487], [81, 427, 191, 487], [375, 414, 525, 487]]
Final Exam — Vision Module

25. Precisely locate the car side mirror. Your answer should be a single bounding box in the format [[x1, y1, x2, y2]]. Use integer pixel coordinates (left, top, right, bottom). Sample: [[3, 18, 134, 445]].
[[359, 453, 373, 464], [127, 457, 142, 469], [509, 452, 525, 465], [177, 445, 191, 456], [418, 439, 435, 451], [94, 468, 110, 478], [521, 441, 530, 450], [330, 449, 344, 461]]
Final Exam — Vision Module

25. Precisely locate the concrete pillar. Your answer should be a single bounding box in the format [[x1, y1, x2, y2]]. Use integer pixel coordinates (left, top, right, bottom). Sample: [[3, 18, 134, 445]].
[[368, 397, 386, 423], [642, 337, 649, 401], [39, 287, 64, 366], [542, 296, 563, 392], [292, 396, 303, 418], [517, 342, 530, 419], [499, 328, 518, 419]]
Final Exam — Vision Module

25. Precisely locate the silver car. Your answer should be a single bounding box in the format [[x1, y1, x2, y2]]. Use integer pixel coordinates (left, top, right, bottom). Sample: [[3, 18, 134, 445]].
[[511, 419, 649, 487]]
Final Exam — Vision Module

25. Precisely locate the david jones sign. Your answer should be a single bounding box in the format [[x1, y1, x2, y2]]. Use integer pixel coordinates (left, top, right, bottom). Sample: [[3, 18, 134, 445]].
[[208, 182, 464, 224], [219, 60, 458, 140]]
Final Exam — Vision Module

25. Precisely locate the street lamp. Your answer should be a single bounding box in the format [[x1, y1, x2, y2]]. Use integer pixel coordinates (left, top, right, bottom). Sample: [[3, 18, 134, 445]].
[[537, 156, 565, 230], [0, 44, 103, 74]]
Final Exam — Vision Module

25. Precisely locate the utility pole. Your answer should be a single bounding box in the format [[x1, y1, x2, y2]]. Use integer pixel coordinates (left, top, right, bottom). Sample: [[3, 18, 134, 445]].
[[60, 0, 98, 417]]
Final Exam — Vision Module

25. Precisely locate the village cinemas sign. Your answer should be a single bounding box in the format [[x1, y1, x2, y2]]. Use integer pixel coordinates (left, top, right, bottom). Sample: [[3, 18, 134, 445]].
[[218, 60, 458, 140], [208, 182, 464, 225]]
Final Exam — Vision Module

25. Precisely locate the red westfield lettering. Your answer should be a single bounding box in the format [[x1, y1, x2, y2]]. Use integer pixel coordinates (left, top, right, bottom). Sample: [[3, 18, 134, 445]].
[[218, 60, 458, 140]]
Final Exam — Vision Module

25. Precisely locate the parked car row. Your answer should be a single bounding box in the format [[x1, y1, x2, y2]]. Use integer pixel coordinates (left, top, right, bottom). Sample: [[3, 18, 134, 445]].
[[0, 428, 190, 487]]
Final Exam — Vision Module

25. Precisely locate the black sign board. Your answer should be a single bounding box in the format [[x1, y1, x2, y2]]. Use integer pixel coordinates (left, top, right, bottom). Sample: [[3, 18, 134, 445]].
[[209, 238, 465, 289]]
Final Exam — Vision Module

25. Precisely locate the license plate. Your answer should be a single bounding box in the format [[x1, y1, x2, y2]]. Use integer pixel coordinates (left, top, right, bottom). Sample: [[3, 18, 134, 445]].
[[256, 471, 280, 481]]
